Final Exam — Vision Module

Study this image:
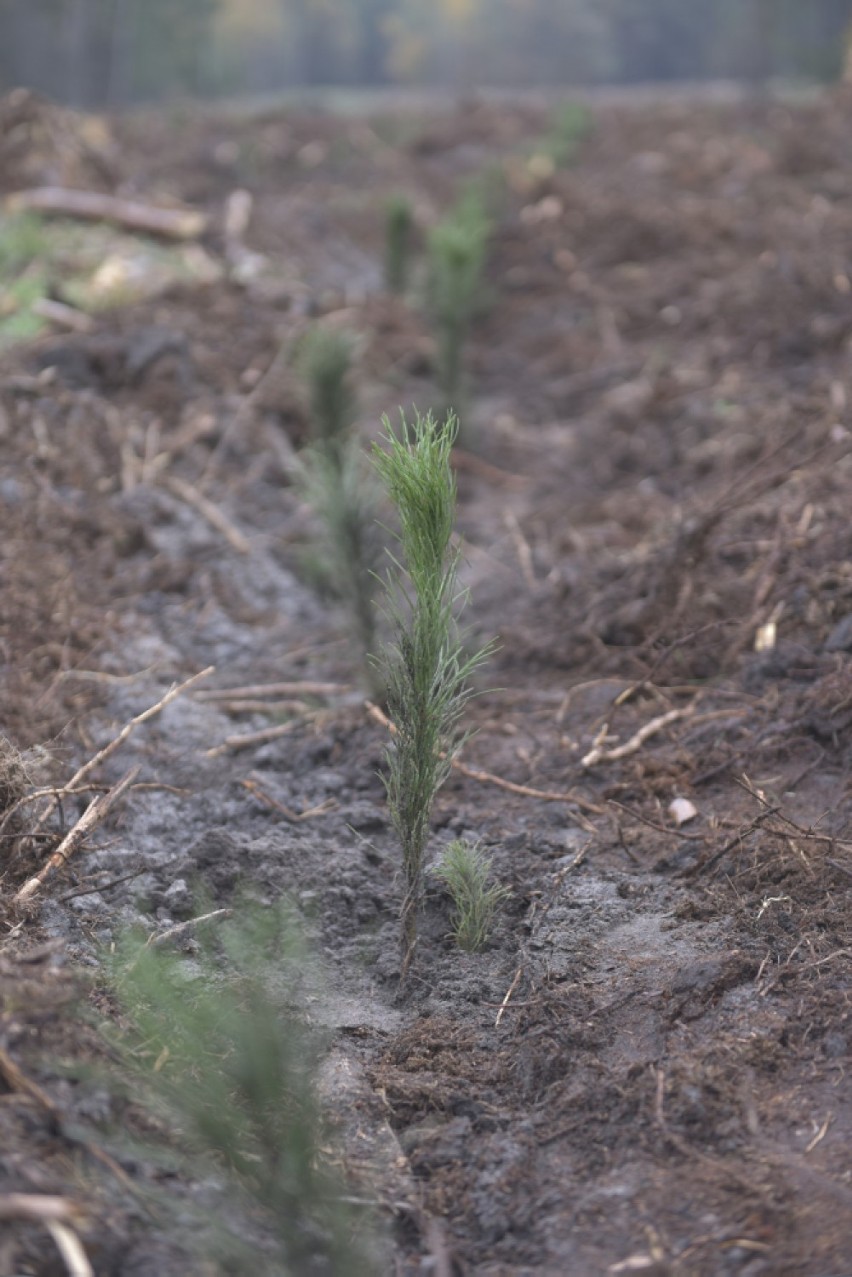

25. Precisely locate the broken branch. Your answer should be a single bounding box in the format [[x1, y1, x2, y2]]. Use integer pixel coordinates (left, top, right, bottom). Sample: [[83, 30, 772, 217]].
[[5, 187, 207, 239], [581, 707, 693, 768], [14, 766, 140, 905], [33, 666, 214, 833], [161, 475, 251, 555], [196, 680, 350, 701], [366, 701, 603, 823]]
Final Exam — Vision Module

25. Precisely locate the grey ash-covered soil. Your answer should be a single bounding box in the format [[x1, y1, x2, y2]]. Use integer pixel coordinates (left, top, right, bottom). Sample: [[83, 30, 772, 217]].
[[1, 87, 851, 1274]]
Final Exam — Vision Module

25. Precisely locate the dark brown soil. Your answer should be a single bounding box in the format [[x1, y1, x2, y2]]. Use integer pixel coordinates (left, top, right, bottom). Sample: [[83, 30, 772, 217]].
[[1, 87, 851, 1276]]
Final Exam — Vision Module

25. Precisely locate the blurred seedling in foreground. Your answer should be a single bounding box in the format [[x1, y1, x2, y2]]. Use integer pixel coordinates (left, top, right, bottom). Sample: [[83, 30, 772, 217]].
[[432, 839, 510, 953], [384, 194, 414, 294], [298, 326, 384, 695], [372, 409, 494, 979], [544, 101, 592, 167], [0, 210, 49, 273], [0, 212, 51, 346], [107, 905, 377, 1275], [427, 190, 492, 437]]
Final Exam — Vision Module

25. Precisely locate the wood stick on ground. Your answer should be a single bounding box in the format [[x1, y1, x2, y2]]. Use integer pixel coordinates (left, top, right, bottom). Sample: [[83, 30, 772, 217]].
[[0, 781, 183, 839], [196, 680, 350, 701], [503, 509, 537, 589], [0, 1196, 93, 1277], [0, 1044, 62, 1119], [205, 719, 301, 758], [608, 799, 706, 841], [206, 698, 312, 716], [5, 187, 207, 239], [0, 1194, 85, 1224], [495, 966, 523, 1028], [14, 767, 140, 905], [366, 701, 603, 823], [241, 778, 337, 822], [161, 475, 251, 554], [581, 707, 693, 767], [145, 908, 233, 949], [681, 804, 781, 880], [33, 667, 214, 835], [450, 759, 602, 824], [45, 1221, 94, 1277]]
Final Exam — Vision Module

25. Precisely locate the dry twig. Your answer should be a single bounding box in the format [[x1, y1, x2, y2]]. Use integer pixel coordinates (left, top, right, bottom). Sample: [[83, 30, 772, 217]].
[[608, 799, 705, 841], [0, 1194, 84, 1223], [503, 509, 537, 588], [0, 1045, 61, 1117], [6, 186, 207, 239], [45, 1222, 94, 1277], [161, 475, 251, 554], [241, 778, 337, 822], [366, 701, 602, 824], [205, 719, 303, 757], [450, 758, 602, 823], [495, 966, 523, 1028], [581, 707, 693, 767], [196, 680, 349, 701], [144, 909, 233, 949], [0, 1195, 93, 1276], [32, 667, 214, 835], [14, 767, 140, 905]]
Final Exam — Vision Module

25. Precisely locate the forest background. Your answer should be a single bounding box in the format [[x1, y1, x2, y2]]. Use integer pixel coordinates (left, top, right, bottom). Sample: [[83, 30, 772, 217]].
[[2, 0, 852, 109]]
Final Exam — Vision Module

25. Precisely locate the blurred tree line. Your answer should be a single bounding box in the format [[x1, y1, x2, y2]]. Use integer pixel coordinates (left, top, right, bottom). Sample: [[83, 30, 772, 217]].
[[1, 0, 852, 106]]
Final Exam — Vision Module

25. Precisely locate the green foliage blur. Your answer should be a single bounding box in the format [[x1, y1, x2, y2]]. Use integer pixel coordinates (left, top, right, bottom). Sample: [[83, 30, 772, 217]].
[[108, 905, 377, 1275], [298, 326, 384, 693], [427, 189, 492, 426], [1, 1, 851, 106]]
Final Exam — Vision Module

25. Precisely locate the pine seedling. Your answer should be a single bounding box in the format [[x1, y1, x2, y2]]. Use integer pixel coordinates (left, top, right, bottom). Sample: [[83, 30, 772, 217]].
[[384, 194, 413, 294], [301, 323, 355, 453], [432, 839, 510, 953], [372, 409, 494, 978], [299, 327, 383, 693], [107, 905, 376, 1275], [544, 101, 591, 167], [427, 190, 492, 431]]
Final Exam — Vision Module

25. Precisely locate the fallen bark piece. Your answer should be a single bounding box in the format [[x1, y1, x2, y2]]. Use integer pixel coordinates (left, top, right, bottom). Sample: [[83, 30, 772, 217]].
[[5, 187, 208, 239]]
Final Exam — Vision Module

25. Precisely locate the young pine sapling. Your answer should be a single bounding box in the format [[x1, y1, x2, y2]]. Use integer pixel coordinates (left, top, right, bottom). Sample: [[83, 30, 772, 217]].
[[372, 409, 494, 978], [108, 906, 376, 1274], [299, 327, 383, 694], [427, 190, 491, 433], [384, 194, 414, 295], [432, 839, 510, 953]]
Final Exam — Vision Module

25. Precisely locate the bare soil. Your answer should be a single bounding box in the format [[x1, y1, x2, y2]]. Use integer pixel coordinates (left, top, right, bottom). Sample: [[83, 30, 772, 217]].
[[1, 88, 851, 1276]]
